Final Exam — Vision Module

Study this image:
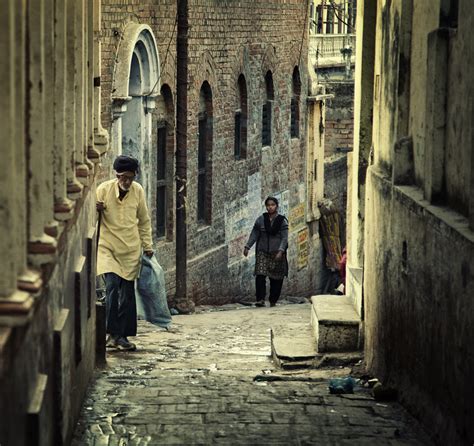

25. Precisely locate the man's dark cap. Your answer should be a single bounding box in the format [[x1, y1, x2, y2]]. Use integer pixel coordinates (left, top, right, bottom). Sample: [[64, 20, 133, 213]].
[[113, 155, 139, 173]]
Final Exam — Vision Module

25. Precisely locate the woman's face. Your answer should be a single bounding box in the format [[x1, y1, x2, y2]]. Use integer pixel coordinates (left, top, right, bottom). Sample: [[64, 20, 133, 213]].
[[265, 200, 278, 214]]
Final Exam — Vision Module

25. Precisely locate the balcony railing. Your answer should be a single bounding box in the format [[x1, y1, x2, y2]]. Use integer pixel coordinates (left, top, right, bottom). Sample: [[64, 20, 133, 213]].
[[310, 34, 356, 62]]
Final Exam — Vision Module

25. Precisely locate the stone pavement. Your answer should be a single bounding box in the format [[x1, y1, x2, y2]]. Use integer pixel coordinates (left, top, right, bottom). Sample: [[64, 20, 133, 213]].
[[72, 303, 432, 445]]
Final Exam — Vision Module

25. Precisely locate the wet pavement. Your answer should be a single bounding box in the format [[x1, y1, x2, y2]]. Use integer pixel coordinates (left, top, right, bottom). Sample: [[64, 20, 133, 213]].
[[72, 302, 432, 445]]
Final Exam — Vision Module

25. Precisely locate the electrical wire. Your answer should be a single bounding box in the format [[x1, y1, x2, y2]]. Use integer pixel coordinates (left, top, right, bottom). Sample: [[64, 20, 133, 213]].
[[328, 0, 353, 31], [144, 10, 178, 97]]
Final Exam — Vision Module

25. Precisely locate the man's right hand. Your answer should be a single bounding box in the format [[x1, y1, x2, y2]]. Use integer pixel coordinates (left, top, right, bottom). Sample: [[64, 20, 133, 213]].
[[243, 247, 249, 257], [96, 201, 106, 212]]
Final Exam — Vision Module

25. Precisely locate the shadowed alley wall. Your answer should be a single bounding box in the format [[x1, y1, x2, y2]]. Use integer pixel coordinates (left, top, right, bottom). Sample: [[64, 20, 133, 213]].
[[350, 0, 474, 443]]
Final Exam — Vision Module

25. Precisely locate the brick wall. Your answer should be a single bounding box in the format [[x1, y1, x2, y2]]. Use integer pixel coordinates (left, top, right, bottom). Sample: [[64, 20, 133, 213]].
[[100, 1, 324, 304], [323, 82, 354, 157]]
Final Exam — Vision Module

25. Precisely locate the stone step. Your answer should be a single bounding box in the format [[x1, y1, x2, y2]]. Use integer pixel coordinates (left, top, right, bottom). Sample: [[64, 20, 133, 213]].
[[310, 295, 360, 353], [271, 322, 363, 369]]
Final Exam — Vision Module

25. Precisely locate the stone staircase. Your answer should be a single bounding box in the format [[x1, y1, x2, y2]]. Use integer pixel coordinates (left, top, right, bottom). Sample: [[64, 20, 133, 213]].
[[271, 295, 362, 369]]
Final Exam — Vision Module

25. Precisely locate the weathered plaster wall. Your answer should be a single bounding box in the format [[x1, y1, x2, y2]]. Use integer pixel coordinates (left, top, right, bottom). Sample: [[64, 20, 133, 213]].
[[100, 1, 324, 304], [359, 0, 474, 443], [444, 2, 474, 216], [364, 167, 474, 444], [372, 0, 403, 170], [408, 1, 439, 186]]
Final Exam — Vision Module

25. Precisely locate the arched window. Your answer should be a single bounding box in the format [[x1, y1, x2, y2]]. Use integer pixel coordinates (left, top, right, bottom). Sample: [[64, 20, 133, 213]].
[[155, 84, 174, 239], [291, 67, 301, 138], [262, 71, 274, 147], [113, 25, 160, 202], [198, 82, 213, 224], [234, 74, 248, 159]]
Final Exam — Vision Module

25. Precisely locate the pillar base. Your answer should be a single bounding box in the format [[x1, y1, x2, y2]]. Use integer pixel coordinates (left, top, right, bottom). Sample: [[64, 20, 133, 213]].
[[174, 298, 195, 315]]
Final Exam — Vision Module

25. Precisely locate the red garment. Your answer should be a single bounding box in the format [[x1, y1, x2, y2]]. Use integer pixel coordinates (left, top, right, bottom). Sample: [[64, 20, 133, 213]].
[[339, 252, 347, 290]]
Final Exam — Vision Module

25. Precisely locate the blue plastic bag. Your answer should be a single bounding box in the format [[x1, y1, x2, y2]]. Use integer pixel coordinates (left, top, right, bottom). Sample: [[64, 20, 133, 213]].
[[328, 377, 357, 394], [136, 254, 172, 329]]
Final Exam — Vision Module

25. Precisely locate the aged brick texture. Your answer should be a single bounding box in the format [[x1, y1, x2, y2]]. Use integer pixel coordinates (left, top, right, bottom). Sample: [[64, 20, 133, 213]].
[[100, 1, 324, 304], [323, 82, 354, 157]]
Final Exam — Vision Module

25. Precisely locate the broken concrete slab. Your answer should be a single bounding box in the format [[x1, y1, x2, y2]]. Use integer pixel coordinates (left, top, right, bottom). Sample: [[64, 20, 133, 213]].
[[271, 322, 363, 370]]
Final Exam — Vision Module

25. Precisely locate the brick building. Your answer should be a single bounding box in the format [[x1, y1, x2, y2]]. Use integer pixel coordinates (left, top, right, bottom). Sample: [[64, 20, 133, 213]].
[[99, 1, 326, 305]]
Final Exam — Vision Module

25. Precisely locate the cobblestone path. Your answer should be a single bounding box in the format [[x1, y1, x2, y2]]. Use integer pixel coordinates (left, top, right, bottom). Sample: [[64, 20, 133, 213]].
[[72, 303, 431, 445]]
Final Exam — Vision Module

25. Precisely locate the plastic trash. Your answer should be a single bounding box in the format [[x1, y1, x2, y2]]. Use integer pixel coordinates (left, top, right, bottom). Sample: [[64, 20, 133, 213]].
[[328, 377, 357, 394], [136, 254, 172, 329]]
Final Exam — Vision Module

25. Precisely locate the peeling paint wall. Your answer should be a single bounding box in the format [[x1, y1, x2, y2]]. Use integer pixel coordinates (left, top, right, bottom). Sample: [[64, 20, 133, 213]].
[[356, 0, 474, 443]]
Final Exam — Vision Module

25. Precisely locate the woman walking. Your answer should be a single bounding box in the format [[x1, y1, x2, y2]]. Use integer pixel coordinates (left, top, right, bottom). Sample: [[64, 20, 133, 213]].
[[244, 197, 289, 307]]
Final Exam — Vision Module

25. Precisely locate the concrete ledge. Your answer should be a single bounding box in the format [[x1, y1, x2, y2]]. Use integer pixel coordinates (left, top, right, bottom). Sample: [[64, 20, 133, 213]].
[[310, 295, 360, 353], [271, 322, 362, 369]]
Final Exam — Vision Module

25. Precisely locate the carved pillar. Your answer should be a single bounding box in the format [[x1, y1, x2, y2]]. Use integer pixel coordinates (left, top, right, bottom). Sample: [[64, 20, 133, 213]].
[[53, 0, 75, 222], [27, 0, 57, 263], [92, 0, 109, 158], [66, 0, 84, 202], [0, 0, 18, 296]]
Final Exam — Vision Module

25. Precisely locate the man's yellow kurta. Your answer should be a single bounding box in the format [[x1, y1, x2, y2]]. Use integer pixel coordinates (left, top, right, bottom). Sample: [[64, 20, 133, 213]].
[[96, 179, 153, 280]]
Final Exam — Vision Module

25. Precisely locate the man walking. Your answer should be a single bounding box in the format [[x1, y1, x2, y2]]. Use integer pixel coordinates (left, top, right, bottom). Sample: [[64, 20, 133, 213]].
[[96, 155, 153, 351]]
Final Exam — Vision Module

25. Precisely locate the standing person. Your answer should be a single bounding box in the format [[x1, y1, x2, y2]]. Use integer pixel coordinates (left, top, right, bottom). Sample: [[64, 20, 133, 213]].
[[244, 197, 289, 307], [96, 155, 154, 351]]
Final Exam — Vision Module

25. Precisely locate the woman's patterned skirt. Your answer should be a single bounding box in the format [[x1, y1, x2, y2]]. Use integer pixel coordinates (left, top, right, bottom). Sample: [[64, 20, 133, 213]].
[[254, 251, 288, 280]]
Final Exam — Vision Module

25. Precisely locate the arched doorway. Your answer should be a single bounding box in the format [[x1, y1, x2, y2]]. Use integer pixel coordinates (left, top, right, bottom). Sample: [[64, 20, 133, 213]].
[[111, 24, 160, 201]]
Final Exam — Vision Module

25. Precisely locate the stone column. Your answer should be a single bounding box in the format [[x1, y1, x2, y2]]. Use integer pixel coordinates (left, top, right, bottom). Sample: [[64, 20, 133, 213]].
[[12, 0, 29, 284], [74, 0, 91, 187], [92, 0, 109, 157], [0, 0, 18, 297], [43, 0, 58, 239], [53, 0, 75, 223], [0, 0, 35, 320], [27, 0, 57, 262], [66, 0, 84, 201], [86, 0, 97, 166]]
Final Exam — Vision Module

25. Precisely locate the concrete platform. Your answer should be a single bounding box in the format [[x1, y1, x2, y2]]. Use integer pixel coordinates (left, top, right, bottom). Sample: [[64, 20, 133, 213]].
[[310, 295, 360, 353], [271, 322, 363, 369]]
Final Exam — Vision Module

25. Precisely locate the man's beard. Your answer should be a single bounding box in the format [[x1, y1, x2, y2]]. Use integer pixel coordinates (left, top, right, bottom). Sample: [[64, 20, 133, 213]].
[[119, 184, 131, 191]]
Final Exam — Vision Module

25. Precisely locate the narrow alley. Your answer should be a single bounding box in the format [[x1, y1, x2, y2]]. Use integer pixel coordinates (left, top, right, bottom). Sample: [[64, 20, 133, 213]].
[[1, 1, 473, 445], [73, 303, 431, 445]]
